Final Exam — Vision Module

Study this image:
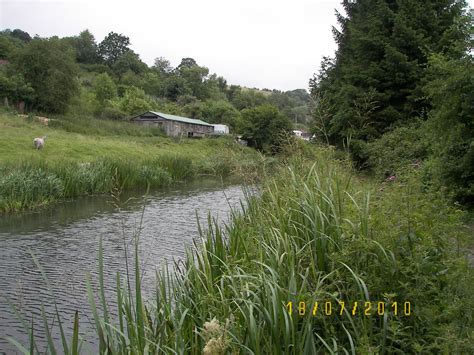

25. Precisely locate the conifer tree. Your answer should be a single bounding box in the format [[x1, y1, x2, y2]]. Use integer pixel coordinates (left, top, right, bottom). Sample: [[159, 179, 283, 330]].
[[310, 0, 468, 149]]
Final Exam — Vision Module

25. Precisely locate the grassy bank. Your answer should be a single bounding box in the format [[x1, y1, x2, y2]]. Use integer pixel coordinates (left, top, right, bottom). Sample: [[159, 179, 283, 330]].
[[0, 112, 262, 212], [11, 146, 473, 354]]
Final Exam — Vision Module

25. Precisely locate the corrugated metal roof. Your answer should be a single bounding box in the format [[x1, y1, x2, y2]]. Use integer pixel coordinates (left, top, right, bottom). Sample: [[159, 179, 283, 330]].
[[144, 111, 214, 127]]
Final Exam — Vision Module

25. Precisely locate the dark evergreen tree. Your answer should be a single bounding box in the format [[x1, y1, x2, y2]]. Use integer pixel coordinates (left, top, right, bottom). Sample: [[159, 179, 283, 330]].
[[310, 0, 468, 148], [424, 54, 474, 206]]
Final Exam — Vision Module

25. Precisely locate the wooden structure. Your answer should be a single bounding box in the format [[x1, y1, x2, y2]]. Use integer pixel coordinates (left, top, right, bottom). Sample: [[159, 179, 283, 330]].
[[132, 111, 214, 137]]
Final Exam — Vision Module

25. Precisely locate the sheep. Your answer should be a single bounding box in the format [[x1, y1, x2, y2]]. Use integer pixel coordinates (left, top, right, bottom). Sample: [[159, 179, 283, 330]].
[[33, 136, 47, 150]]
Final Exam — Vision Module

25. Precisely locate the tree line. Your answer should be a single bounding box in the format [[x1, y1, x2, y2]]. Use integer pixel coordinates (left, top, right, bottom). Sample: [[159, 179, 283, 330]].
[[0, 29, 309, 152], [309, 0, 473, 205]]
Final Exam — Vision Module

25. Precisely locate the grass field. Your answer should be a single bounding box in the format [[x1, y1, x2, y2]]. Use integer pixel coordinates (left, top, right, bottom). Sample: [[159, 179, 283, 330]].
[[0, 112, 244, 163], [0, 111, 262, 212]]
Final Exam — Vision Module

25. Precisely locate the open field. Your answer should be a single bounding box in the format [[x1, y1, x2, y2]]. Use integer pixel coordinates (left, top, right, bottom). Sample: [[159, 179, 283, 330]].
[[0, 112, 262, 212]]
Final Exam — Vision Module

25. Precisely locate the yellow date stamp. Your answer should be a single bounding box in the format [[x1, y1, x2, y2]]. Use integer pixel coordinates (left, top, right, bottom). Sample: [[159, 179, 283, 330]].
[[286, 301, 412, 317]]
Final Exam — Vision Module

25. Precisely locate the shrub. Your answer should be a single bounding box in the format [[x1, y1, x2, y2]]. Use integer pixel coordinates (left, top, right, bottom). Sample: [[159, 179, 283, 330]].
[[365, 121, 429, 178]]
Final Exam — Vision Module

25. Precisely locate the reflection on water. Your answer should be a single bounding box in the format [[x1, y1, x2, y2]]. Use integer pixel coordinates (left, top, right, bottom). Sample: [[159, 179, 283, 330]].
[[0, 180, 247, 354]]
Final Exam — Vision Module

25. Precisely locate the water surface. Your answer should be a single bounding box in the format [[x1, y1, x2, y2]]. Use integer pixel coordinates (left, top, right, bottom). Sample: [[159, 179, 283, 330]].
[[0, 180, 247, 353]]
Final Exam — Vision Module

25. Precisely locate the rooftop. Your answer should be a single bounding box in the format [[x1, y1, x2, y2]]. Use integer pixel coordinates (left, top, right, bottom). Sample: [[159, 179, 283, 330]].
[[137, 111, 214, 127]]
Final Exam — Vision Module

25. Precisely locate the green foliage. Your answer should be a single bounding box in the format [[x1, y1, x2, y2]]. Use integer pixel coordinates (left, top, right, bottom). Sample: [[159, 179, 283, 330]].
[[93, 72, 117, 104], [230, 88, 267, 110], [241, 104, 293, 152], [0, 31, 26, 59], [115, 87, 152, 115], [112, 50, 147, 77], [141, 72, 165, 97], [0, 159, 172, 211], [310, 0, 469, 145], [424, 54, 474, 205], [177, 57, 197, 69], [176, 59, 211, 100], [366, 121, 429, 178], [152, 56, 173, 74], [186, 99, 242, 132], [66, 87, 99, 117], [268, 89, 311, 124], [14, 38, 79, 113], [66, 30, 100, 64], [10, 29, 32, 43], [164, 75, 189, 101], [98, 32, 131, 65], [0, 165, 64, 210], [0, 64, 35, 105], [100, 105, 128, 120]]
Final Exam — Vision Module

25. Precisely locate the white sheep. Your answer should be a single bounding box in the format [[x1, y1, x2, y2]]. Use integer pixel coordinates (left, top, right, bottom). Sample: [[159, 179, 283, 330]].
[[33, 136, 47, 150]]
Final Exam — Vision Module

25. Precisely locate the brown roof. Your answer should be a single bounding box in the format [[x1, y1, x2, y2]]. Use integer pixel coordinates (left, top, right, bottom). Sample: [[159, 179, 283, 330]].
[[0, 59, 10, 66]]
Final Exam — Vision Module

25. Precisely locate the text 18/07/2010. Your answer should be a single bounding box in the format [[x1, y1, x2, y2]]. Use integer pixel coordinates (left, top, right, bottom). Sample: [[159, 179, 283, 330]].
[[286, 301, 412, 317]]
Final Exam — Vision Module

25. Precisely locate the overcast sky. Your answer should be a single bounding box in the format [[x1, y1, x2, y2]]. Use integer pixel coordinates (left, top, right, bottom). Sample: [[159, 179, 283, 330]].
[[1, 0, 473, 91]]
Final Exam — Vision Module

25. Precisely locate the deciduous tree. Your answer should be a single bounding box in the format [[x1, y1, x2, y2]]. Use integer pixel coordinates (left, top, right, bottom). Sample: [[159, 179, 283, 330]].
[[14, 38, 78, 113], [241, 104, 293, 152], [98, 32, 131, 65]]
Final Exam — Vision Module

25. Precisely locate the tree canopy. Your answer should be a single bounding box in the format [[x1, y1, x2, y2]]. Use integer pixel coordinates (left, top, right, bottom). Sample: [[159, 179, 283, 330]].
[[98, 32, 131, 65], [241, 104, 293, 152], [14, 38, 78, 113]]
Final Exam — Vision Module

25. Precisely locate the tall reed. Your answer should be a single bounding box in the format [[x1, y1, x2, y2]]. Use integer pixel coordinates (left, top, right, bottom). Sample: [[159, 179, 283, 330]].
[[8, 147, 473, 353], [0, 150, 255, 212]]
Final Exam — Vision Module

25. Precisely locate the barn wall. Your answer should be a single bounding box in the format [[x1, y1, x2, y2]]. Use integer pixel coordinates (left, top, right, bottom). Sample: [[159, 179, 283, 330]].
[[133, 117, 213, 137]]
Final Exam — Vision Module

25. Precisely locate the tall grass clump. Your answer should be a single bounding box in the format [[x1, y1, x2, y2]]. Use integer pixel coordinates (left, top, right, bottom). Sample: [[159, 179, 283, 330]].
[[9, 146, 473, 353], [0, 140, 264, 212], [0, 163, 64, 211], [1, 152, 239, 212]]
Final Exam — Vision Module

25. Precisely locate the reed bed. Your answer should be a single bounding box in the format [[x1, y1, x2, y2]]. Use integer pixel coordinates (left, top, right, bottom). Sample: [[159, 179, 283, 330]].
[[0, 150, 261, 212], [7, 147, 473, 354]]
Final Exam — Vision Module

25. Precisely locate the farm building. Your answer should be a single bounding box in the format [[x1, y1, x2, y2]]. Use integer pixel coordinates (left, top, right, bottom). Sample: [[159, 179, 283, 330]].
[[132, 111, 214, 137], [212, 124, 229, 135]]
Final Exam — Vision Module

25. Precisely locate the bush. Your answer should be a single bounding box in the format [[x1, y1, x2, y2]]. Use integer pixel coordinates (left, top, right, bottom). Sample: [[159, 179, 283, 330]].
[[365, 121, 429, 178]]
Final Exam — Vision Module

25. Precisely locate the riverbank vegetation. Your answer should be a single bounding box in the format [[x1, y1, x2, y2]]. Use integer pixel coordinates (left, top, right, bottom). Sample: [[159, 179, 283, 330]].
[[10, 145, 473, 353], [0, 111, 262, 212]]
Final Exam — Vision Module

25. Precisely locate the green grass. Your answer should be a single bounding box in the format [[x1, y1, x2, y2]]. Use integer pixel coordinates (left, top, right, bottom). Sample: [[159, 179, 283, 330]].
[[8, 145, 473, 353], [0, 112, 262, 212]]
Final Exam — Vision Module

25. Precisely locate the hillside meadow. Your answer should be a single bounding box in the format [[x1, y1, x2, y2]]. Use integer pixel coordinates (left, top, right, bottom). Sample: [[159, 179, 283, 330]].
[[0, 111, 262, 212]]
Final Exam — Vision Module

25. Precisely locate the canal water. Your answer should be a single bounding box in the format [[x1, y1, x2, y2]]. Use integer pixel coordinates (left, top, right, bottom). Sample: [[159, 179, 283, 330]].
[[0, 180, 248, 354]]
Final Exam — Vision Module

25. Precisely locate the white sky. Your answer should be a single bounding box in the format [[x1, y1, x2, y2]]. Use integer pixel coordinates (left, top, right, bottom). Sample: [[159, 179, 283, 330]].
[[1, 0, 473, 91]]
